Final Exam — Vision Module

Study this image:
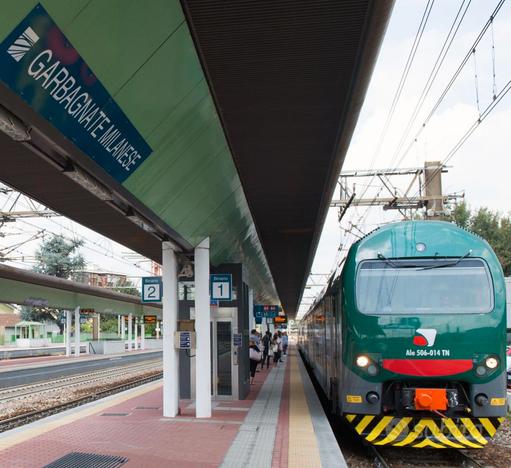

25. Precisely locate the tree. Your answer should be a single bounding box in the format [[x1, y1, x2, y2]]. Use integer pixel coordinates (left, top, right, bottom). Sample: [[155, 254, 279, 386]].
[[448, 204, 511, 275], [33, 236, 85, 280], [24, 235, 86, 331], [110, 277, 140, 297]]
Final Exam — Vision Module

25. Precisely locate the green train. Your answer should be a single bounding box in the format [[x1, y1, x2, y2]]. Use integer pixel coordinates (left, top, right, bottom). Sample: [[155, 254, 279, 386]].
[[298, 220, 507, 448]]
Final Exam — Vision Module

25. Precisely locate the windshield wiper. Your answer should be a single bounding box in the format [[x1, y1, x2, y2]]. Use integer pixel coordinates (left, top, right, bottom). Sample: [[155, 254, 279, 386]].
[[377, 253, 423, 269], [418, 250, 472, 270]]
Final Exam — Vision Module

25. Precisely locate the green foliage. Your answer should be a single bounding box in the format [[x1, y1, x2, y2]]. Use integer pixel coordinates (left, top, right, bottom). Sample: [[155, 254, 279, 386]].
[[24, 235, 86, 329], [449, 203, 511, 275], [100, 314, 119, 333], [110, 277, 140, 297], [33, 235, 85, 280]]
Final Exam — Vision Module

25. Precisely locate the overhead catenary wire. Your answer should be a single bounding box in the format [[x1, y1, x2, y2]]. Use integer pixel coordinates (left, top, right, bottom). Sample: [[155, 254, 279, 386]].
[[391, 0, 507, 170], [413, 75, 511, 200], [338, 0, 471, 249], [386, 0, 473, 170], [0, 190, 154, 275], [346, 0, 506, 241]]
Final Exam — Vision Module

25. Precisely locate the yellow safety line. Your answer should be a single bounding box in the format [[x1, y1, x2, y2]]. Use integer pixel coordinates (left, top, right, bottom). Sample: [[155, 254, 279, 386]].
[[345, 414, 356, 423], [0, 381, 162, 450], [288, 353, 322, 468], [460, 418, 488, 445], [479, 418, 496, 437], [443, 419, 482, 448], [374, 417, 412, 445], [365, 416, 393, 442], [355, 415, 374, 434]]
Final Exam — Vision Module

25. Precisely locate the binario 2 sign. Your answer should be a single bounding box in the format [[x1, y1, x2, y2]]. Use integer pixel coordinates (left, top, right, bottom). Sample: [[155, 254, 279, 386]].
[[0, 4, 152, 183]]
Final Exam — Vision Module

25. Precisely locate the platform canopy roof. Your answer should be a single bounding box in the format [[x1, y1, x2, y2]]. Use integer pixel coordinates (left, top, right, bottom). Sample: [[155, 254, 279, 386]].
[[0, 0, 393, 317], [0, 264, 161, 317]]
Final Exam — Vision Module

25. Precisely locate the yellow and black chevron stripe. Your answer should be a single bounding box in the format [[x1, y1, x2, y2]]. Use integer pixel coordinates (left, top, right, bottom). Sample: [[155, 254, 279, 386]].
[[345, 414, 504, 448]]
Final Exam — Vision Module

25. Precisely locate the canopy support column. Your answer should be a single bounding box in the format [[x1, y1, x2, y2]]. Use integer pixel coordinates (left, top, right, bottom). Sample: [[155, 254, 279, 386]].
[[163, 241, 179, 418], [74, 306, 80, 357], [65, 310, 72, 357], [195, 237, 211, 418], [127, 313, 132, 352]]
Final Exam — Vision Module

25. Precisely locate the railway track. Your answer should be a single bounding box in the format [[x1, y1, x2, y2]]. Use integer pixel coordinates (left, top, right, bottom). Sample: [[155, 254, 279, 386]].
[[0, 371, 163, 432], [370, 445, 484, 467], [0, 359, 162, 403]]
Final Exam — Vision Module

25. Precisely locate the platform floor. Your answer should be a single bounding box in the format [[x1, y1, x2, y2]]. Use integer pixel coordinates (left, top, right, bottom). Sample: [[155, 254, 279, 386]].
[[0, 347, 346, 467]]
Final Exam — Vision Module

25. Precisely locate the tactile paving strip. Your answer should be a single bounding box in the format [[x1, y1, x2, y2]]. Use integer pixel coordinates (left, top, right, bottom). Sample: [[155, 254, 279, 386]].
[[43, 452, 127, 468], [221, 362, 286, 467]]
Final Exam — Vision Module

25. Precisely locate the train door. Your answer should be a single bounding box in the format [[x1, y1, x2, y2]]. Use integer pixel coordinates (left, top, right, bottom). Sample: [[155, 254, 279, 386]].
[[325, 296, 334, 399], [331, 285, 342, 414]]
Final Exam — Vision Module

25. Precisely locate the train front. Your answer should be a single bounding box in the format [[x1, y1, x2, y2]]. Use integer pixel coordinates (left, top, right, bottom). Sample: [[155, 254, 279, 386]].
[[342, 221, 507, 449]]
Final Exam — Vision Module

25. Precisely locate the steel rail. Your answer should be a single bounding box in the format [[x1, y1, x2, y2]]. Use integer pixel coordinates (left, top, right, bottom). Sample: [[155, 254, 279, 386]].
[[0, 359, 162, 403], [0, 372, 163, 432]]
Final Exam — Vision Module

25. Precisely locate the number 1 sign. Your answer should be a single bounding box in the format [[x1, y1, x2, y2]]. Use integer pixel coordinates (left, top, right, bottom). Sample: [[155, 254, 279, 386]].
[[142, 277, 162, 303], [210, 274, 232, 301]]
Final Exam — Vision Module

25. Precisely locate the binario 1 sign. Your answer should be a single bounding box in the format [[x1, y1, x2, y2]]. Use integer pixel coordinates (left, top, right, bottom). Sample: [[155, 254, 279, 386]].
[[0, 4, 152, 183]]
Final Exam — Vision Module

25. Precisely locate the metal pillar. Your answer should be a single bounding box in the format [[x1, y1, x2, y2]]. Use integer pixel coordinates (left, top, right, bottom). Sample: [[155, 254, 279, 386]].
[[141, 323, 146, 350], [127, 313, 133, 351], [65, 310, 72, 357], [248, 288, 254, 331], [195, 237, 211, 418], [117, 315, 121, 336], [121, 315, 125, 343], [162, 241, 179, 418], [74, 306, 80, 357], [156, 321, 160, 340], [134, 317, 139, 350]]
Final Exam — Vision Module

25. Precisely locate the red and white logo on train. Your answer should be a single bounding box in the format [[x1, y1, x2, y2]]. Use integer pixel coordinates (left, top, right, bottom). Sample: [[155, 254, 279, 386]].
[[413, 328, 437, 347]]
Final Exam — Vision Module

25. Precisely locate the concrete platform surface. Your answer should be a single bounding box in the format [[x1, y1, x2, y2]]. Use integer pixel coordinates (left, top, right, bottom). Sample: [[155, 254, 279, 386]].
[[0, 347, 345, 467]]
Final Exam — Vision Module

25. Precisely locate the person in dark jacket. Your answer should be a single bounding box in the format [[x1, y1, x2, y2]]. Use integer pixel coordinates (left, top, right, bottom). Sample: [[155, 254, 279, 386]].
[[249, 340, 261, 384], [260, 331, 272, 370]]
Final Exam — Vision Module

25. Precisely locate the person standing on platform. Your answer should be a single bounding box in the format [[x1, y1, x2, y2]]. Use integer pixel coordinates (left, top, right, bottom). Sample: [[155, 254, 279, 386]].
[[250, 329, 260, 346], [272, 332, 281, 365], [249, 340, 262, 384], [282, 332, 289, 356], [260, 331, 272, 370]]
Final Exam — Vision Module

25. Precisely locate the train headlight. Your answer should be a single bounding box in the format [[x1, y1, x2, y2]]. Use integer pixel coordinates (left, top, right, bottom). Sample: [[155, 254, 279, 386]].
[[356, 355, 370, 367], [485, 357, 499, 369]]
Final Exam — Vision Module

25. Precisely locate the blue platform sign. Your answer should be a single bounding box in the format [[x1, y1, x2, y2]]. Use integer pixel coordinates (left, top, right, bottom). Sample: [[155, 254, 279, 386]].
[[210, 274, 232, 301], [142, 277, 162, 303], [254, 305, 280, 318], [0, 4, 152, 183]]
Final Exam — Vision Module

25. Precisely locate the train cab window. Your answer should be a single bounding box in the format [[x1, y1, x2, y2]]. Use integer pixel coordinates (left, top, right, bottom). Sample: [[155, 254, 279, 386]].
[[356, 258, 494, 315]]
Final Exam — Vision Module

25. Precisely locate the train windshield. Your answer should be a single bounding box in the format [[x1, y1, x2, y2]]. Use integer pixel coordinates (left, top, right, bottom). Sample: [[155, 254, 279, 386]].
[[356, 258, 493, 315]]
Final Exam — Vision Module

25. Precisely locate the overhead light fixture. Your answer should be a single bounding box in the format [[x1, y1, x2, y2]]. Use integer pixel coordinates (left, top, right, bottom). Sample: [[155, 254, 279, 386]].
[[125, 208, 158, 234], [0, 105, 31, 142], [62, 164, 113, 201]]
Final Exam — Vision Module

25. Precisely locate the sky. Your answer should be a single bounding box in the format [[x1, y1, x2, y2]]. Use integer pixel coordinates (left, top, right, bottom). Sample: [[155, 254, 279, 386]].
[[1, 0, 510, 312], [298, 0, 511, 317]]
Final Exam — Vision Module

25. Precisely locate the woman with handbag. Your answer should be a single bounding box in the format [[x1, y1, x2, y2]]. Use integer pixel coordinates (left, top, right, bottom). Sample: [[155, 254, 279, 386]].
[[249, 340, 262, 384]]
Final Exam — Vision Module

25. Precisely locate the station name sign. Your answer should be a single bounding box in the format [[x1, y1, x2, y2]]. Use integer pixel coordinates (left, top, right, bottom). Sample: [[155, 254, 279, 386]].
[[0, 4, 152, 183]]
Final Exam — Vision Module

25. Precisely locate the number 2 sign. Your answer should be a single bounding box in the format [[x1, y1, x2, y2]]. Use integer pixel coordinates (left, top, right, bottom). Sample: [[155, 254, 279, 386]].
[[142, 277, 162, 303]]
